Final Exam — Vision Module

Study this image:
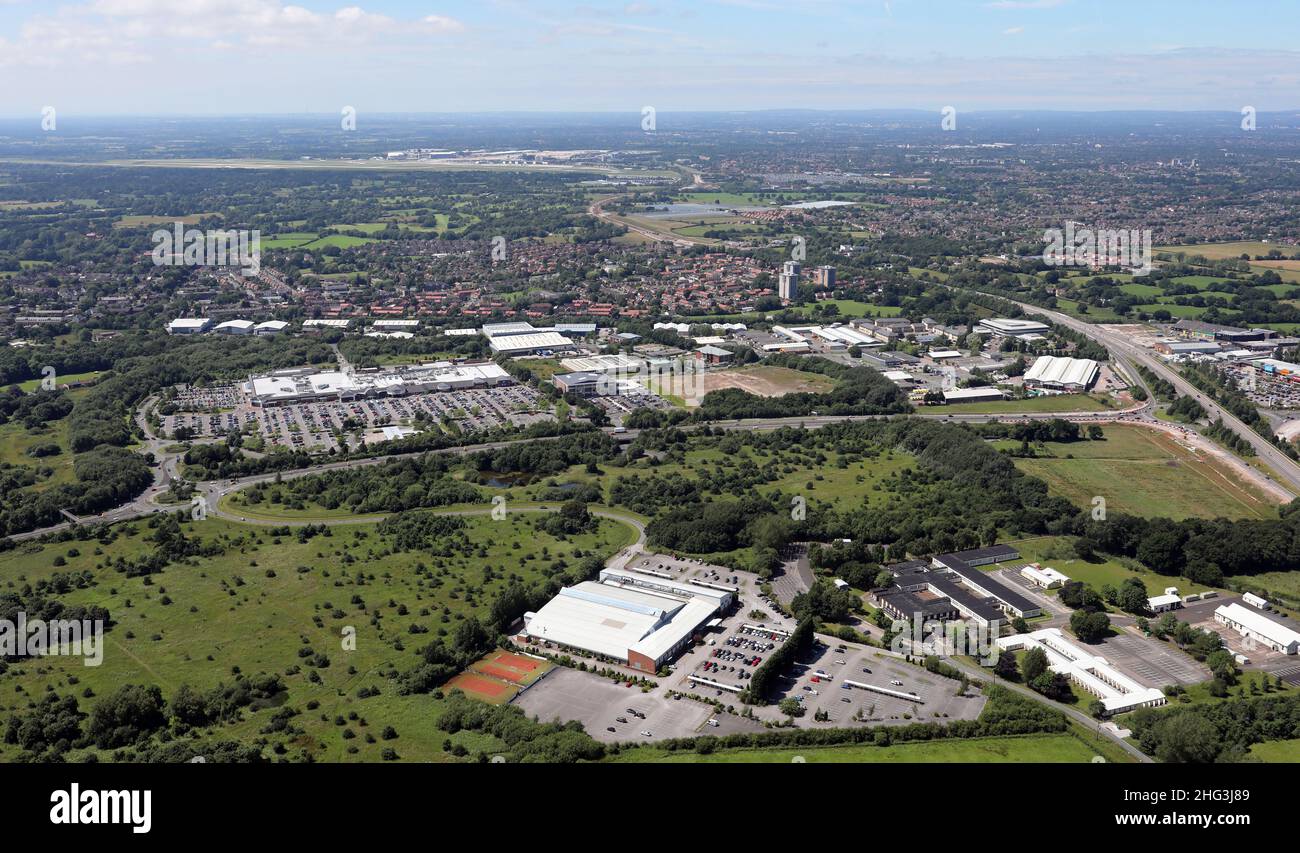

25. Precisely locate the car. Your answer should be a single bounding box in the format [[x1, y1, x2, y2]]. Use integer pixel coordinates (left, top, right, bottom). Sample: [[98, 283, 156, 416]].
[[640, 730, 652, 737], [607, 726, 617, 732], [890, 679, 904, 686], [707, 718, 719, 727], [862, 667, 872, 674], [626, 708, 638, 715], [841, 697, 851, 703], [616, 716, 628, 723]]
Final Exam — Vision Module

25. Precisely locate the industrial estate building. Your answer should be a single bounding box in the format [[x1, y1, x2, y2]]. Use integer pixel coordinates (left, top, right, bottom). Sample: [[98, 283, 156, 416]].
[[1215, 602, 1300, 655], [522, 569, 735, 672], [1022, 355, 1100, 392], [1020, 564, 1069, 589], [1147, 587, 1184, 614], [243, 361, 511, 406], [975, 318, 1051, 338], [874, 545, 1039, 628], [996, 628, 1167, 715], [167, 317, 213, 335]]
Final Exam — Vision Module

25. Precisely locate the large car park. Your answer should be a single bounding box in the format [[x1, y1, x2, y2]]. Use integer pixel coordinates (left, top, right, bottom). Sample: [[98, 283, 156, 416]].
[[690, 623, 783, 693], [771, 640, 988, 728]]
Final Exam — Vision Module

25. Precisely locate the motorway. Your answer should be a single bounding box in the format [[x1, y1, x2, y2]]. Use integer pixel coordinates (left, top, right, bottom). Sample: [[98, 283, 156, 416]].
[[988, 292, 1300, 497]]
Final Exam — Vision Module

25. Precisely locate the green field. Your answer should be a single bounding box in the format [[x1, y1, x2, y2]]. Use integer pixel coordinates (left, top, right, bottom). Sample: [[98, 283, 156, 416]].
[[610, 733, 1111, 763], [1157, 241, 1300, 261], [1006, 535, 1219, 596], [1248, 738, 1300, 762], [0, 387, 89, 489], [1007, 425, 1277, 521], [0, 512, 636, 762], [790, 299, 904, 318], [6, 370, 102, 393]]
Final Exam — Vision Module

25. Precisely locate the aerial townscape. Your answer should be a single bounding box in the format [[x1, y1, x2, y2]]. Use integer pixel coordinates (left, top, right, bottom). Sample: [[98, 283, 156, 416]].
[[3, 4, 1300, 825]]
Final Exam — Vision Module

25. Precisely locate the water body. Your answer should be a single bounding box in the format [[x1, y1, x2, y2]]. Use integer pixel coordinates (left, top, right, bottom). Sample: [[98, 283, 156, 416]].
[[636, 203, 766, 218], [781, 200, 857, 210]]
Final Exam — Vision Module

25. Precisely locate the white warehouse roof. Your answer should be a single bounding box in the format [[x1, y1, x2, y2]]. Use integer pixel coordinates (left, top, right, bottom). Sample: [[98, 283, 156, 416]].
[[1023, 355, 1100, 387], [1216, 602, 1300, 652], [488, 331, 575, 354], [979, 318, 1051, 335], [523, 580, 718, 665]]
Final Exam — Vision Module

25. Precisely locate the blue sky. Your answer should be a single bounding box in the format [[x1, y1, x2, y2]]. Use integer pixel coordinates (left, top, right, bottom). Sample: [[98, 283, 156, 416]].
[[1, 0, 1298, 116]]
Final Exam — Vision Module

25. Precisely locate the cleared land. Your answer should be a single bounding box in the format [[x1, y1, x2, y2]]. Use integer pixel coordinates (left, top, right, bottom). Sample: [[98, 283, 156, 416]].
[[1007, 425, 1278, 520], [692, 365, 836, 403]]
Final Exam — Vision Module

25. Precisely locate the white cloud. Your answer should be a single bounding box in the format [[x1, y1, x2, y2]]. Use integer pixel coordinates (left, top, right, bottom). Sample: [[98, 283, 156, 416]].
[[0, 1, 466, 67], [1003, 26, 1025, 35]]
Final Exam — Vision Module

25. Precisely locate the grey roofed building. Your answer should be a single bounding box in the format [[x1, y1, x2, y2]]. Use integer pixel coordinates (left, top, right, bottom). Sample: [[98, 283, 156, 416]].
[[947, 544, 1021, 566], [931, 553, 1039, 618]]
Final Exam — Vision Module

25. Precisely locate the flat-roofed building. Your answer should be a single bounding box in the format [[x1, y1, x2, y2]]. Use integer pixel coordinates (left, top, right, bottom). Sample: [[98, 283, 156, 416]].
[[481, 321, 537, 338], [487, 331, 577, 356], [244, 361, 510, 406], [943, 387, 1005, 403], [553, 371, 603, 397], [1021, 564, 1069, 589], [997, 628, 1167, 715], [1148, 587, 1183, 613], [1215, 602, 1300, 654], [167, 317, 213, 335], [931, 552, 1041, 619], [976, 318, 1050, 338], [522, 569, 732, 672], [302, 318, 354, 331]]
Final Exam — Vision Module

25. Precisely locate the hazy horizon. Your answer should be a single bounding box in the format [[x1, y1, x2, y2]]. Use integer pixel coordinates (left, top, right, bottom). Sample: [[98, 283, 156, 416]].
[[3, 0, 1300, 116]]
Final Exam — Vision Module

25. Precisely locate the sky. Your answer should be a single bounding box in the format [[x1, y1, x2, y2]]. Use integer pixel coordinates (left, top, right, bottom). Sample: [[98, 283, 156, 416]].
[[1, 0, 1299, 116]]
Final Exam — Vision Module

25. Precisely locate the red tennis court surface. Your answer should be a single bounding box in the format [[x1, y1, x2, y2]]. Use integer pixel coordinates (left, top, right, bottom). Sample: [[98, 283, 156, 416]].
[[491, 651, 540, 671], [479, 662, 528, 683], [445, 672, 514, 702]]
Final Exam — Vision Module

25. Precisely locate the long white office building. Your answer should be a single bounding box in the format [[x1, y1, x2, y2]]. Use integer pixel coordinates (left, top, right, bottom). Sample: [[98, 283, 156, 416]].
[[996, 628, 1167, 715], [1215, 602, 1300, 655]]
